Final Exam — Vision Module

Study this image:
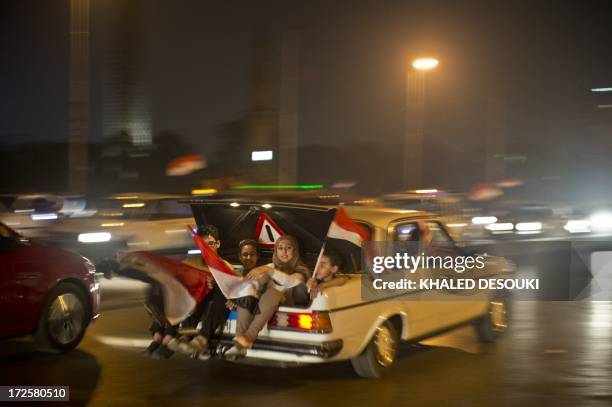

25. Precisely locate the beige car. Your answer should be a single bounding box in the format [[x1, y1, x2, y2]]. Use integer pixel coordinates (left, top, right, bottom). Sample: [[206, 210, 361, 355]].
[[186, 199, 515, 379]]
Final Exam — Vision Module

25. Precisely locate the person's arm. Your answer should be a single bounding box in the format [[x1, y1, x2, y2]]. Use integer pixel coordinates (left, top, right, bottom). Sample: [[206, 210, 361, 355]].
[[271, 270, 304, 287], [318, 275, 348, 290], [245, 265, 274, 280], [306, 277, 318, 291], [309, 275, 348, 299]]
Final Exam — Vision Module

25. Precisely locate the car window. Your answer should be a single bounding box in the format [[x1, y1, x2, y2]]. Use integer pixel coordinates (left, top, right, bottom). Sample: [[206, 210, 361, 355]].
[[393, 222, 420, 242], [425, 221, 454, 244]]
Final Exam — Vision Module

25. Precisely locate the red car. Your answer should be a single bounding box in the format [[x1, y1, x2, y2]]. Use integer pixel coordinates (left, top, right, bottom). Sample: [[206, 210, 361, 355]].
[[0, 222, 100, 351]]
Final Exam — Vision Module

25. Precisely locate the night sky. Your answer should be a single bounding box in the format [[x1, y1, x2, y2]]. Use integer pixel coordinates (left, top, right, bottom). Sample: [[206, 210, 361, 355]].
[[1, 0, 611, 193]]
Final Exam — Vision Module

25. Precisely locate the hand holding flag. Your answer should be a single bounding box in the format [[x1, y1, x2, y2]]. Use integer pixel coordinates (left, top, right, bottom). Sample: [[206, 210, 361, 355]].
[[312, 206, 370, 281], [189, 226, 258, 299]]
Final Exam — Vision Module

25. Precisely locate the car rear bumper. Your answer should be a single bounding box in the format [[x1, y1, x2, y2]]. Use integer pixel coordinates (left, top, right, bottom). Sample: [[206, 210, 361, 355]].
[[212, 336, 343, 360]]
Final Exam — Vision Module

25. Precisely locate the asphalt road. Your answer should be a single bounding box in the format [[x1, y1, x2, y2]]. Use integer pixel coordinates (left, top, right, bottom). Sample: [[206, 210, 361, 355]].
[[2, 244, 612, 406]]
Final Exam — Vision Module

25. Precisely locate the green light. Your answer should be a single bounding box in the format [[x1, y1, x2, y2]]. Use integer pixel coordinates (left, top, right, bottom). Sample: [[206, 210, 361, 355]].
[[232, 185, 324, 190], [591, 87, 612, 92]]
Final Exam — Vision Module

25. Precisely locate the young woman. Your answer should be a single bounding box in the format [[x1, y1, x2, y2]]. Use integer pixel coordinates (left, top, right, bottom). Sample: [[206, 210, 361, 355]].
[[226, 235, 310, 356]]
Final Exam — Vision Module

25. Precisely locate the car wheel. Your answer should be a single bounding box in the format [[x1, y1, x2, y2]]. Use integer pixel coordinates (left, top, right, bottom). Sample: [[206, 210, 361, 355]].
[[34, 282, 89, 352], [475, 300, 508, 343], [351, 320, 400, 379]]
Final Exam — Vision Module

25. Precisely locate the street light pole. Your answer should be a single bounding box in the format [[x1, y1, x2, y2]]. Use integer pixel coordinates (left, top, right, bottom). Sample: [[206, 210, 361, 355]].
[[403, 57, 438, 189], [67, 0, 90, 194]]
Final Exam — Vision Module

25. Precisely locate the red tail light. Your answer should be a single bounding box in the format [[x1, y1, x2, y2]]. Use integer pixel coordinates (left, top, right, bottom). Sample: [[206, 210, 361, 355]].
[[268, 311, 332, 333]]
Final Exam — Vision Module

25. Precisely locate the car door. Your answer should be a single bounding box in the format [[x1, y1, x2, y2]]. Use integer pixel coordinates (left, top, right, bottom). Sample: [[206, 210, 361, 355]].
[[382, 220, 435, 333], [0, 224, 45, 337], [420, 220, 486, 326]]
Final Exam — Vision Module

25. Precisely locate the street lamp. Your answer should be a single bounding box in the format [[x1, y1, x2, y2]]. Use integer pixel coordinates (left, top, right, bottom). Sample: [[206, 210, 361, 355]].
[[403, 57, 438, 188], [412, 57, 439, 71]]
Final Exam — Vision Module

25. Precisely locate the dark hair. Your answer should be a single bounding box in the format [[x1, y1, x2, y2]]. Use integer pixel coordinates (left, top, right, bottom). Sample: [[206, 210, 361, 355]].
[[322, 248, 343, 271], [198, 224, 220, 241], [239, 239, 260, 253]]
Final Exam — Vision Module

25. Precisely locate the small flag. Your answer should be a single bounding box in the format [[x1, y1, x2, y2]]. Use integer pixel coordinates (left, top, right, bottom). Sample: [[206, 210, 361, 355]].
[[313, 207, 370, 279], [189, 226, 258, 299], [166, 154, 206, 176], [327, 206, 369, 246]]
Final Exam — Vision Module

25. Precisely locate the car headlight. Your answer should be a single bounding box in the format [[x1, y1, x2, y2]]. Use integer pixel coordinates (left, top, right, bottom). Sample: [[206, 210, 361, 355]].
[[31, 212, 59, 221], [78, 232, 112, 243], [590, 212, 612, 232], [564, 220, 591, 233], [515, 222, 542, 232], [485, 222, 514, 232], [472, 216, 498, 225]]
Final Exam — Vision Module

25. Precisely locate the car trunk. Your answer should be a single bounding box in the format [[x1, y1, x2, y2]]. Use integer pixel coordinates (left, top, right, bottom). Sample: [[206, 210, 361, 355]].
[[186, 200, 361, 340], [186, 200, 336, 265]]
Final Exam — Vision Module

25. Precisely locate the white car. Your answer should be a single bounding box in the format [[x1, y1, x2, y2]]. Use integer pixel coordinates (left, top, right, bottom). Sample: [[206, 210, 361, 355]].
[[186, 199, 514, 378], [41, 193, 196, 264], [0, 194, 64, 238]]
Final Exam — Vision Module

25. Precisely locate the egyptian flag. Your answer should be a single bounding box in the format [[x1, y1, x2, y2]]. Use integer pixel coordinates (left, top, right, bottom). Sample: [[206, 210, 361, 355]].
[[117, 251, 210, 325], [166, 154, 206, 176], [314, 206, 370, 277], [189, 226, 258, 299]]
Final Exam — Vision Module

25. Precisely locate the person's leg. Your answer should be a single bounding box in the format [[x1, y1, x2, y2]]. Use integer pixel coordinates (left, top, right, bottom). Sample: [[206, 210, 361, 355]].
[[196, 288, 229, 348], [149, 321, 163, 338], [235, 306, 255, 337], [144, 321, 164, 356], [243, 287, 284, 343], [162, 324, 178, 345]]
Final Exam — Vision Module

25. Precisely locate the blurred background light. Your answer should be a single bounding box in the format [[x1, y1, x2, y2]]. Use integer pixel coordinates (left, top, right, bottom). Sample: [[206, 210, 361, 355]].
[[472, 216, 498, 225], [515, 222, 542, 232], [564, 219, 591, 233], [486, 222, 514, 232], [590, 212, 612, 231], [412, 58, 439, 70], [251, 150, 274, 161], [78, 232, 112, 243], [232, 185, 323, 190]]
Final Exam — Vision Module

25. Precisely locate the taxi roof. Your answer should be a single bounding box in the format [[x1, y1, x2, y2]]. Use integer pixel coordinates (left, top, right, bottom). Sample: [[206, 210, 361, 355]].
[[105, 192, 189, 201], [342, 205, 432, 226]]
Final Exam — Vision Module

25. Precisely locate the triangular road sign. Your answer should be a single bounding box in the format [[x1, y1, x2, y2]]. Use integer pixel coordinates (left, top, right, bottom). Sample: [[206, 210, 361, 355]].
[[254, 212, 285, 248]]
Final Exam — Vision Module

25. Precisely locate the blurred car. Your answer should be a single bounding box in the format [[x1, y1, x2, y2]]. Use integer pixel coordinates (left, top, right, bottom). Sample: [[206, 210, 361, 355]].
[[0, 222, 100, 351], [0, 194, 64, 238], [561, 202, 612, 236], [175, 199, 514, 378], [472, 202, 565, 239], [58, 195, 97, 218], [39, 193, 195, 265], [382, 189, 471, 241]]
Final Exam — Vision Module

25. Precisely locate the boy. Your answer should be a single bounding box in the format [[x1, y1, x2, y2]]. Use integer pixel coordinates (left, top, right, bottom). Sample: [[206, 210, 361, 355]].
[[145, 224, 222, 359], [306, 249, 348, 300]]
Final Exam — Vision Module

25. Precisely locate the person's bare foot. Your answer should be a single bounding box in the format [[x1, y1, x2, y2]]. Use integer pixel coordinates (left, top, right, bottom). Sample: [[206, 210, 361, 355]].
[[234, 335, 253, 349]]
